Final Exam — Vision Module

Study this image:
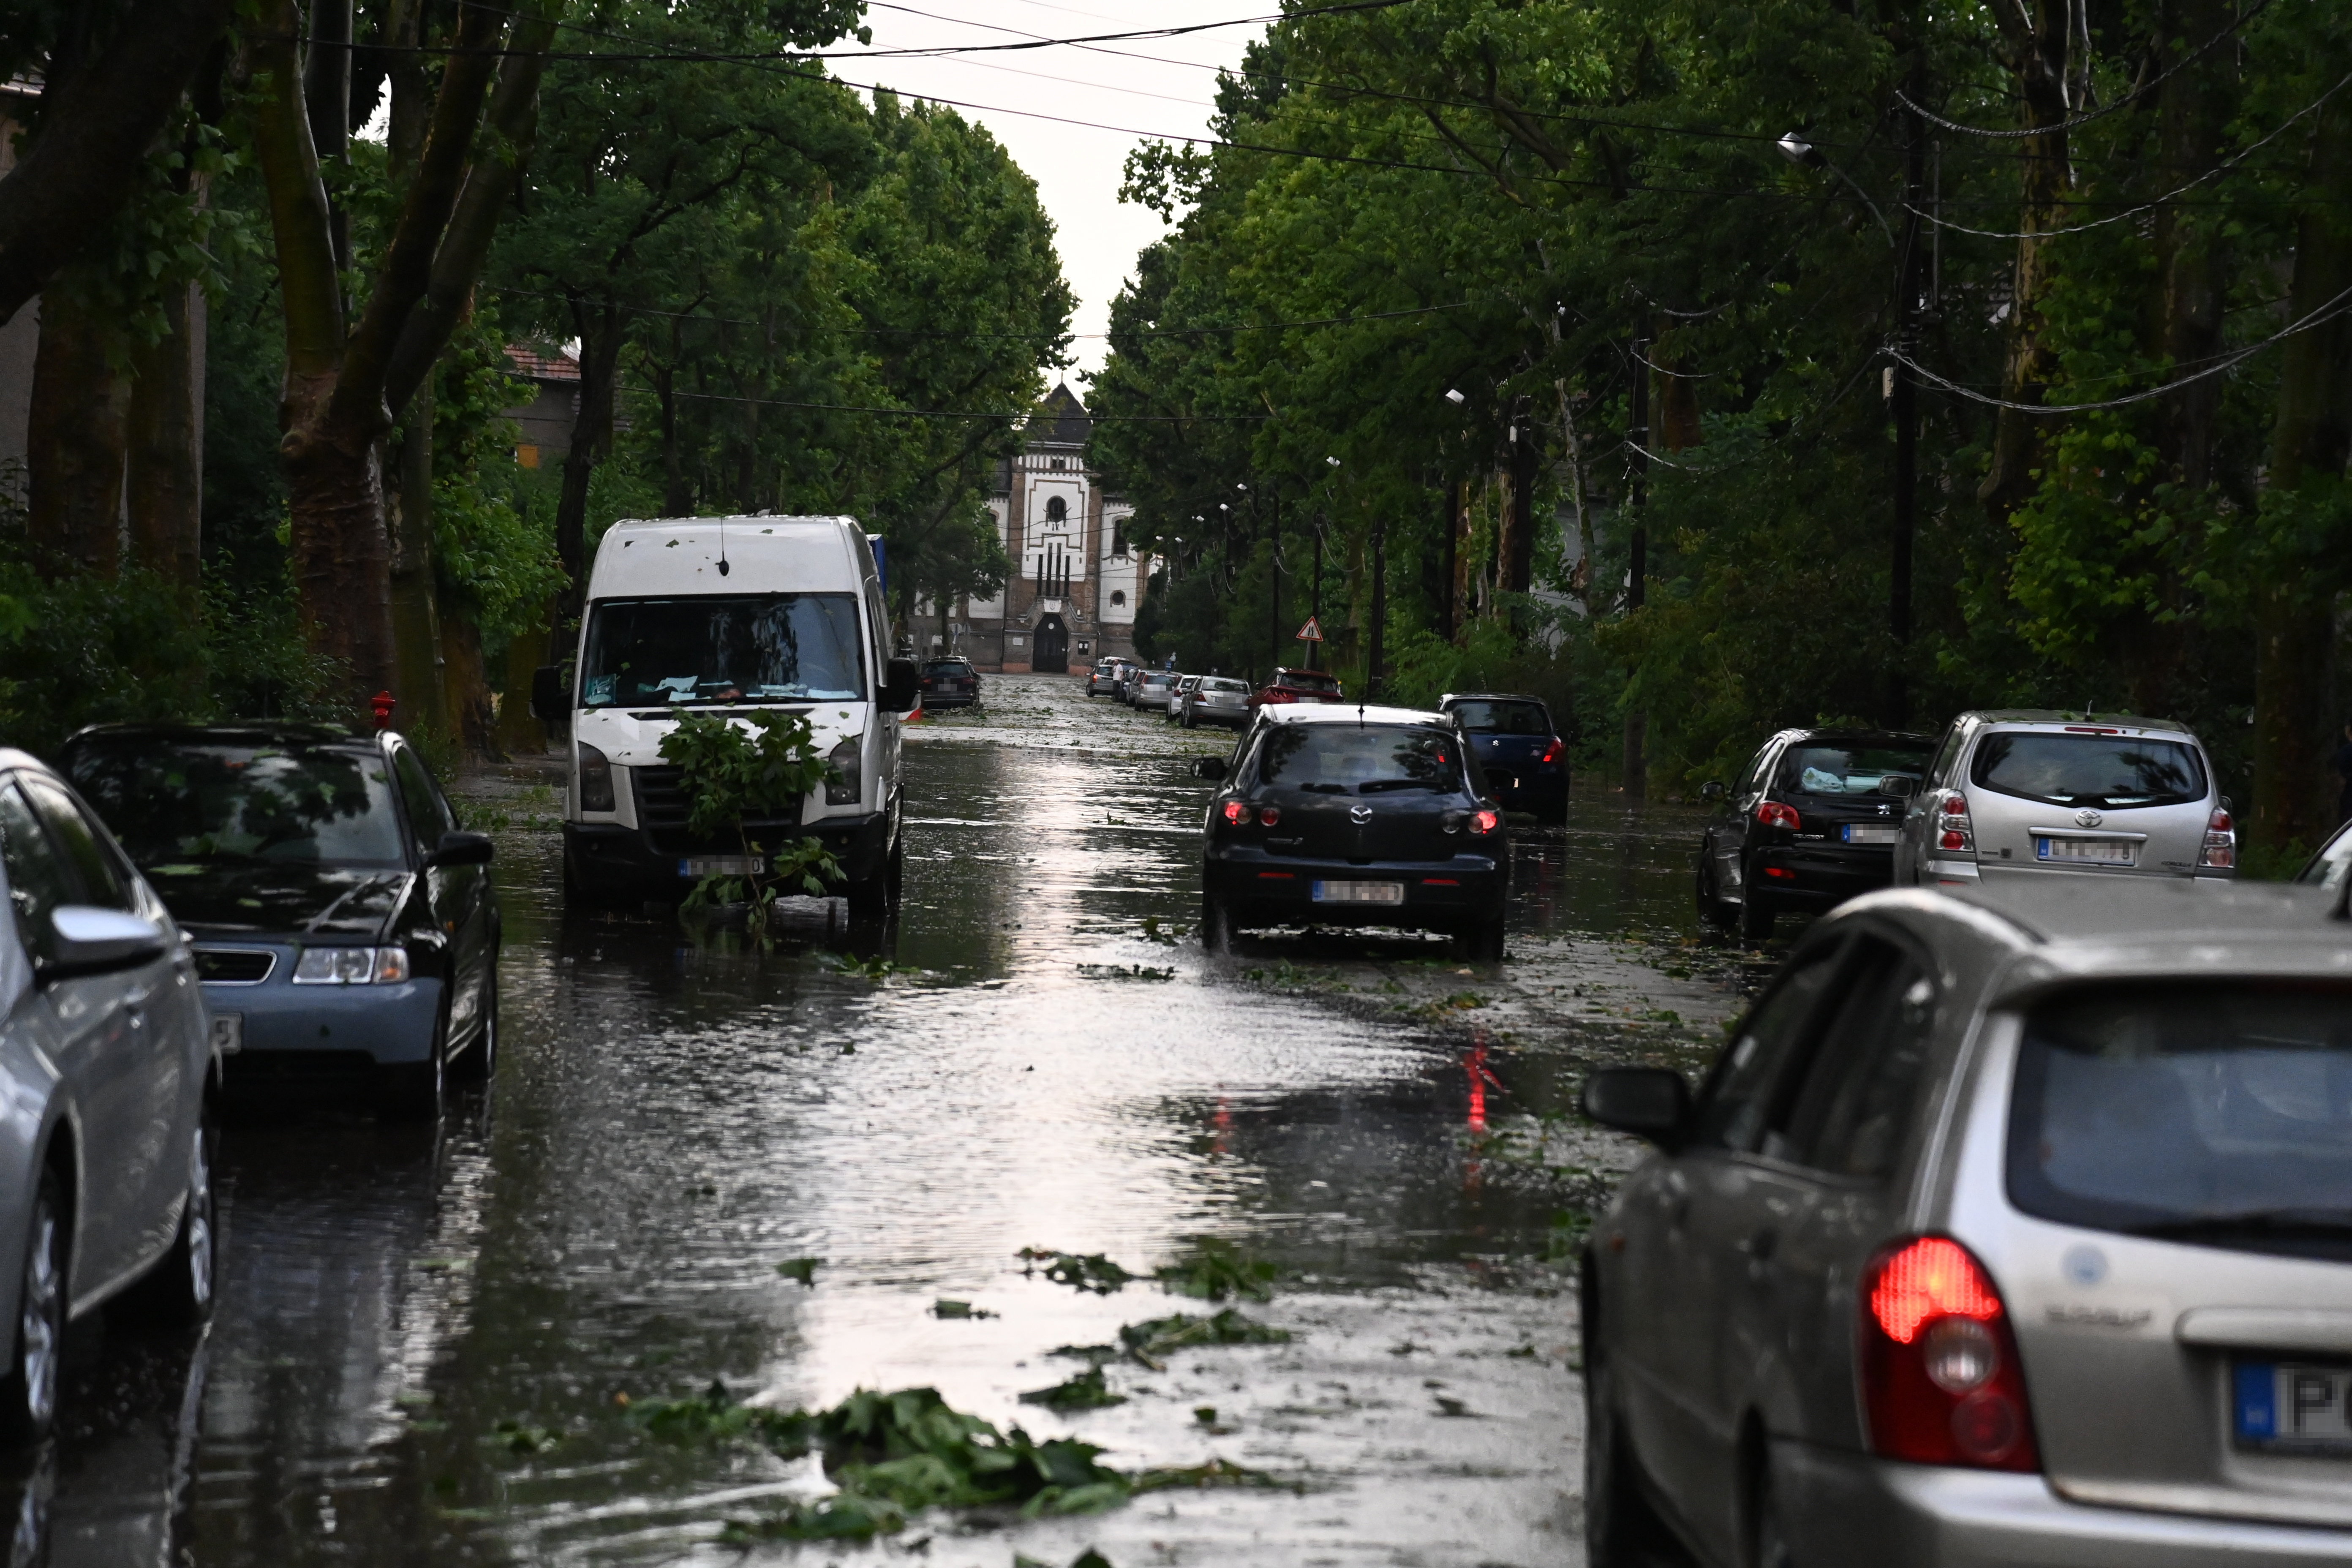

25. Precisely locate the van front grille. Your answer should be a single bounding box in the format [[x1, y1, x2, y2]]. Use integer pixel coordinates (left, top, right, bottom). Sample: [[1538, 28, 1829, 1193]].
[[632, 765, 690, 831]]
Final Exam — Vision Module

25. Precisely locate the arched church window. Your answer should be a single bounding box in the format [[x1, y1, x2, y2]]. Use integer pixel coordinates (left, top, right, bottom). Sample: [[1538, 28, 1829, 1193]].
[[1110, 590, 1127, 607], [1045, 496, 1067, 522]]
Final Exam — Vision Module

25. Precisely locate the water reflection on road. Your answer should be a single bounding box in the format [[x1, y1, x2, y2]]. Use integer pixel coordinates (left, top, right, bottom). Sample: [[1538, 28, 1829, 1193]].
[[0, 676, 1755, 1567]]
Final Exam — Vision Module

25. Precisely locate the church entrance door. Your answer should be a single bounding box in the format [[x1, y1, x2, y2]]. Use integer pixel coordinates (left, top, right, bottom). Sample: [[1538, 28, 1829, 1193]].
[[1034, 615, 1069, 673]]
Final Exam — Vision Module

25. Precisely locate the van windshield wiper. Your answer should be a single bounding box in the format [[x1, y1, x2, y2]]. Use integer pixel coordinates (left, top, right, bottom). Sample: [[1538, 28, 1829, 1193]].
[[2125, 1209, 2352, 1242]]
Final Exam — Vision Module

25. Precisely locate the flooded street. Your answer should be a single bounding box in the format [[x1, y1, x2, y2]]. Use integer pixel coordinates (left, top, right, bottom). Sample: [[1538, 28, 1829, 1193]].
[[9, 676, 1772, 1568]]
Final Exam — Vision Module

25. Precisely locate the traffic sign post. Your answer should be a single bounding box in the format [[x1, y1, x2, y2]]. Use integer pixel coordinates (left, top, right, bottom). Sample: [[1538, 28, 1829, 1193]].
[[1295, 616, 1322, 645]]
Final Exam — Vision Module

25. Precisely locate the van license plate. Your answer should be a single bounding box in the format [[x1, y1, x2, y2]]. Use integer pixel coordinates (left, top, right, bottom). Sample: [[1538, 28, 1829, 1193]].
[[209, 1013, 242, 1055], [2234, 1361, 2352, 1454], [680, 857, 764, 877], [1313, 880, 1404, 905], [2037, 837, 2134, 864], [1842, 825, 1900, 845]]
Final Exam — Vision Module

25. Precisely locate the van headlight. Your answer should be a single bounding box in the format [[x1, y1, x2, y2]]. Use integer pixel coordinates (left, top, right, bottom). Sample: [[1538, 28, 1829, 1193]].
[[578, 742, 616, 812], [826, 737, 862, 806]]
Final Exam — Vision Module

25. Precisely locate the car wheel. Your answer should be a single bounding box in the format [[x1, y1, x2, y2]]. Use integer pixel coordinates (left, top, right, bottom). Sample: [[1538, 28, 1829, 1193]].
[[386, 1003, 448, 1121], [1584, 1346, 1672, 1565], [1750, 1461, 1795, 1568], [846, 829, 903, 927], [1456, 914, 1506, 962], [123, 1109, 217, 1326], [1200, 891, 1234, 955], [1738, 888, 1775, 944], [449, 965, 498, 1086], [1697, 859, 1737, 930], [0, 1173, 64, 1444]]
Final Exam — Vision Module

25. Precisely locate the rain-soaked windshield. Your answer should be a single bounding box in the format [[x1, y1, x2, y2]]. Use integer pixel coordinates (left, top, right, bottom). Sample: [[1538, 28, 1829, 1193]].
[[1778, 742, 1930, 796], [2008, 983, 2352, 1258], [1257, 724, 1465, 794], [1972, 732, 2205, 809], [66, 739, 406, 868], [581, 594, 865, 707]]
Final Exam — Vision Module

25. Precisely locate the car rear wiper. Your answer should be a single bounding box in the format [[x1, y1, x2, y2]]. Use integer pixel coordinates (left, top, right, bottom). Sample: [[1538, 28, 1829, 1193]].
[[2126, 1209, 2352, 1242]]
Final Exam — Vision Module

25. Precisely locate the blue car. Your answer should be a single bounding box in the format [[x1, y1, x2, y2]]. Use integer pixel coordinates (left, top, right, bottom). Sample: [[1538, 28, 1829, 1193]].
[[1439, 693, 1570, 817], [60, 725, 499, 1118]]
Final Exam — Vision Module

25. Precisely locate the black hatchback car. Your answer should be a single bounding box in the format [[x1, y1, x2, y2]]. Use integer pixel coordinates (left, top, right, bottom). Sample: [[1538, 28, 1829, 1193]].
[[918, 657, 981, 709], [1195, 704, 1510, 958], [1439, 692, 1569, 817], [60, 724, 499, 1116], [1695, 728, 1932, 941]]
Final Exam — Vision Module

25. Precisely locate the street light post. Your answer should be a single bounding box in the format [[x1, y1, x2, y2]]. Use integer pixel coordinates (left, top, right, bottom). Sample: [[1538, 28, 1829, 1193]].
[[1624, 305, 1650, 801]]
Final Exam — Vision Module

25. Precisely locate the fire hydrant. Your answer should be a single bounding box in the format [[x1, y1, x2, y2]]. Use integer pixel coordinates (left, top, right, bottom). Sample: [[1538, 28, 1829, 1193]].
[[370, 691, 397, 731]]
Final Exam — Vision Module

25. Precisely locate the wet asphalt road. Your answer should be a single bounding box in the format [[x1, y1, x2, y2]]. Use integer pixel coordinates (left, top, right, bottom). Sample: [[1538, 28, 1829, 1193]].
[[3, 675, 1775, 1568]]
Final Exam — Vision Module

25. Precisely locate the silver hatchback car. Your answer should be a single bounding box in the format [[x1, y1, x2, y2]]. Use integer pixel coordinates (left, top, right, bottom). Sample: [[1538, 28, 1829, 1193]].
[[1893, 711, 2235, 888], [1182, 675, 1252, 729], [1581, 877, 2352, 1566]]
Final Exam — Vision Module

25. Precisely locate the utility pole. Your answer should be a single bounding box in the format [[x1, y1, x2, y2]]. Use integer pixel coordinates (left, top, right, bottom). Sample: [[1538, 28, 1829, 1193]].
[[1622, 304, 1650, 800], [1268, 490, 1282, 674], [1890, 76, 1927, 729], [1369, 512, 1386, 700]]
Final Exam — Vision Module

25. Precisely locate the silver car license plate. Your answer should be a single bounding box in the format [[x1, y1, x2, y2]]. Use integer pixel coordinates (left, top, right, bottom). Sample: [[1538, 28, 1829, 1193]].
[[1313, 880, 1404, 905], [1842, 824, 1899, 845], [209, 1013, 243, 1055], [680, 856, 764, 877], [2037, 837, 2134, 864], [2234, 1361, 2352, 1453]]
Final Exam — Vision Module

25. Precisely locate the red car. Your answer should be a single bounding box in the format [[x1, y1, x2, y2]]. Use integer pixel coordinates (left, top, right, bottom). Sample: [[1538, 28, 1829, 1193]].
[[1248, 667, 1345, 712]]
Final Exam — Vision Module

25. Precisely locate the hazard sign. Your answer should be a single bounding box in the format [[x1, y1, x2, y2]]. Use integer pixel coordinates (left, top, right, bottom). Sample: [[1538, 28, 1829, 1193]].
[[1295, 616, 1323, 642]]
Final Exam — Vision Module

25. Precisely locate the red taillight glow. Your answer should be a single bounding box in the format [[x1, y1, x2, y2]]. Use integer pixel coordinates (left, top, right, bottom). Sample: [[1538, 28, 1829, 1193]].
[[1764, 866, 1796, 879], [1470, 808, 1500, 835], [1540, 738, 1563, 765], [1221, 800, 1249, 824], [2200, 806, 2236, 869], [1860, 1237, 2039, 1472], [1756, 801, 1801, 831], [1258, 805, 1282, 826]]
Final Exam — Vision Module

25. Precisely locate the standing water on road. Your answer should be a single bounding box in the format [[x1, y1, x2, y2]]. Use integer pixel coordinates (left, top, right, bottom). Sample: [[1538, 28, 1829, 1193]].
[[9, 676, 1767, 1567]]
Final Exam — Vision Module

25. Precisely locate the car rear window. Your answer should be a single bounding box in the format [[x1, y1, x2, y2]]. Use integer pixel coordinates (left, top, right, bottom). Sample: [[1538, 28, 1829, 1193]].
[[1257, 724, 1464, 794], [1279, 671, 1341, 693], [923, 661, 970, 676], [2007, 983, 2352, 1258], [1971, 732, 2205, 809], [65, 739, 407, 870], [1450, 700, 1550, 735], [1778, 742, 1930, 797]]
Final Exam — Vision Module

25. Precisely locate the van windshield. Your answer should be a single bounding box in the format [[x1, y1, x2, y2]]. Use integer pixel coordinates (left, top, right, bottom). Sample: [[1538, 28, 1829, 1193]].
[[2007, 983, 2352, 1260], [1972, 732, 2205, 809], [581, 595, 865, 707]]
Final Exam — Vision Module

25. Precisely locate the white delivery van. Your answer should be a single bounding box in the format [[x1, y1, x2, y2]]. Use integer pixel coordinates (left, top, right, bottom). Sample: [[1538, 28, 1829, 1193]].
[[533, 515, 918, 915]]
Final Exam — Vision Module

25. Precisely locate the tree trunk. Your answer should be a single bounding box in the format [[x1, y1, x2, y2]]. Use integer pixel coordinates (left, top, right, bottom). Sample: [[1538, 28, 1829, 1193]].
[[440, 612, 500, 761], [555, 303, 625, 621], [126, 280, 204, 589], [26, 283, 127, 577], [1978, 0, 2072, 523], [495, 608, 553, 757], [1503, 422, 1537, 595], [389, 387, 451, 739], [2251, 96, 2352, 860]]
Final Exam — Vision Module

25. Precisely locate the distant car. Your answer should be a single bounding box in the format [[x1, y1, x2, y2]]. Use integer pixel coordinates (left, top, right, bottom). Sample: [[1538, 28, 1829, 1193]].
[[1581, 875, 2352, 1568], [1440, 693, 1569, 817], [0, 747, 218, 1443], [1182, 675, 1252, 730], [2297, 818, 2352, 892], [1892, 711, 2236, 891], [1248, 667, 1344, 713], [61, 724, 500, 1119], [1697, 727, 1933, 941], [1087, 659, 1131, 697], [1117, 665, 1148, 705], [1132, 670, 1177, 711], [1164, 674, 1202, 720], [1194, 703, 1509, 959], [919, 657, 980, 710]]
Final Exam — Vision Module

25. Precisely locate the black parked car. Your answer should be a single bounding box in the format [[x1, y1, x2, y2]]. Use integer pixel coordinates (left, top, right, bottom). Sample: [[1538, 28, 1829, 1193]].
[[919, 657, 981, 709], [1194, 704, 1510, 959], [1695, 727, 1933, 941], [60, 724, 500, 1116], [1439, 692, 1569, 817]]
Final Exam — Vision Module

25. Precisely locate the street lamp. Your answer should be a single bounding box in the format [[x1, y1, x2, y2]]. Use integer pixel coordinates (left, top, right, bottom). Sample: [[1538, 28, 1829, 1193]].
[[1444, 388, 1466, 406]]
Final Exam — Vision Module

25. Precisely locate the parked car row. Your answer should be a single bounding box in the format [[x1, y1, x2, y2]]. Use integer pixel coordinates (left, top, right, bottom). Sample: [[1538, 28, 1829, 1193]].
[[0, 721, 500, 1445]]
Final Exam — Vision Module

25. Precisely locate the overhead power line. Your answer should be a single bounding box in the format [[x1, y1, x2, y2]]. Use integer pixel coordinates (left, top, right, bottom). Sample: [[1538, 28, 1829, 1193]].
[[642, 385, 1271, 421]]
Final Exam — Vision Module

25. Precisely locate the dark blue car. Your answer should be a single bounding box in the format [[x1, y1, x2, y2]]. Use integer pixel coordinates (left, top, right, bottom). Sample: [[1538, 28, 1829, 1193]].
[[59, 725, 499, 1118], [1439, 693, 1569, 817]]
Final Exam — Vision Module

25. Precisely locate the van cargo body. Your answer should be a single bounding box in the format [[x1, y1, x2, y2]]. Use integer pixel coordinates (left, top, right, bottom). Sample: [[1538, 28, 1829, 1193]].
[[557, 516, 910, 911]]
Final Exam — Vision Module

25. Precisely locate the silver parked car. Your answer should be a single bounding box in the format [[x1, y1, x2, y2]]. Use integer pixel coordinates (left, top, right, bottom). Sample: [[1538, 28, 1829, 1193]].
[[1163, 673, 1201, 719], [1086, 659, 1130, 697], [1893, 711, 2235, 889], [1182, 675, 1252, 730], [1131, 670, 1177, 711], [1580, 876, 2352, 1567], [0, 751, 217, 1442]]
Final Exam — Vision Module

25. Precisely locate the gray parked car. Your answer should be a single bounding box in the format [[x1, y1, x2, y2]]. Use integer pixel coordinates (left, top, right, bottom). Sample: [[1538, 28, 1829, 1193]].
[[1182, 675, 1252, 730], [1580, 876, 2352, 1567], [1130, 670, 1177, 711], [1893, 711, 2235, 889], [1163, 673, 1201, 719], [0, 750, 218, 1442]]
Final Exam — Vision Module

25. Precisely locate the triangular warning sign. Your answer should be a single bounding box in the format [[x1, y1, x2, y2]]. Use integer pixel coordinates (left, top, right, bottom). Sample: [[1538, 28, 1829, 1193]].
[[1295, 616, 1323, 642]]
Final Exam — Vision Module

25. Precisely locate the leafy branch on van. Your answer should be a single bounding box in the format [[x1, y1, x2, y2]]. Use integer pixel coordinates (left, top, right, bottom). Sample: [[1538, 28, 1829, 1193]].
[[658, 709, 842, 926]]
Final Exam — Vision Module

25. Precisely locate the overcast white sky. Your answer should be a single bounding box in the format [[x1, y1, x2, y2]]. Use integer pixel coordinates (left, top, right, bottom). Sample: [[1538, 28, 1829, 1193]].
[[832, 1, 1263, 386]]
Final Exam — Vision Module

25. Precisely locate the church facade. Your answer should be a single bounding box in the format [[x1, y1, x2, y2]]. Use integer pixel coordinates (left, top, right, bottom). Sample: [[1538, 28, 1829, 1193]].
[[922, 386, 1147, 674]]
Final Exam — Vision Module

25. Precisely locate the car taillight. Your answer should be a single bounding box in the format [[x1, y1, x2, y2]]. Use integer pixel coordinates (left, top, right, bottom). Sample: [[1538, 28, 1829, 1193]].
[[1470, 808, 1500, 835], [2200, 806, 2236, 869], [1262, 689, 1296, 704], [1860, 1237, 2039, 1472], [1756, 800, 1800, 831], [1936, 792, 1973, 853], [1539, 738, 1563, 765], [1221, 800, 1249, 825], [1258, 805, 1281, 826]]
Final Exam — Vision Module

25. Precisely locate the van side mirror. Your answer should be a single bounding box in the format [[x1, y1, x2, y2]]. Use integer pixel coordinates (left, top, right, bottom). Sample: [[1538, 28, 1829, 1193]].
[[883, 656, 921, 713], [1580, 1067, 1691, 1146], [1699, 781, 1727, 801], [1881, 775, 1916, 800], [429, 830, 495, 868], [44, 905, 167, 980], [530, 664, 566, 721], [1192, 756, 1228, 781]]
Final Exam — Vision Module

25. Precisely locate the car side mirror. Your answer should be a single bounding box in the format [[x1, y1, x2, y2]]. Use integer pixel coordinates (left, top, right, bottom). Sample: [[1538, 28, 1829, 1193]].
[[530, 664, 566, 721], [882, 656, 921, 713], [429, 830, 495, 868], [44, 905, 167, 980], [1580, 1066, 1692, 1146], [1699, 781, 1727, 801], [1881, 775, 1916, 800], [1192, 756, 1228, 781]]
